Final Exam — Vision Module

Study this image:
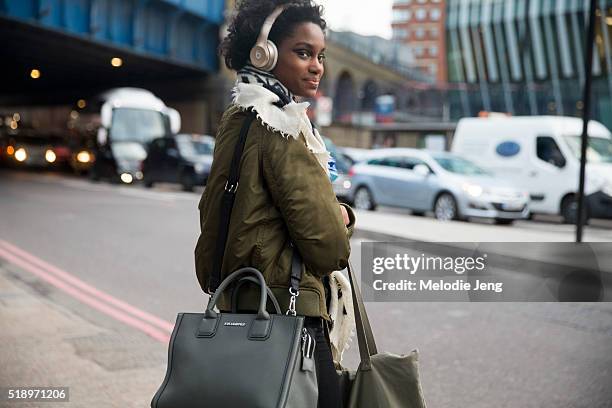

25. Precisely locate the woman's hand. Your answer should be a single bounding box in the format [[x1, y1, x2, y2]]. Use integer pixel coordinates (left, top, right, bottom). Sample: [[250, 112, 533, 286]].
[[340, 205, 350, 226]]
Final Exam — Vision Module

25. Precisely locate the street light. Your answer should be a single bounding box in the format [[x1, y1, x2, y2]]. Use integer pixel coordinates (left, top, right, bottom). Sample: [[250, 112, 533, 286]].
[[111, 57, 123, 67], [30, 69, 41, 79]]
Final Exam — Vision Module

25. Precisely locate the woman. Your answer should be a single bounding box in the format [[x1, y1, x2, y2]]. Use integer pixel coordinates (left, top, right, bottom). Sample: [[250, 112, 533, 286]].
[[194, 1, 354, 407]]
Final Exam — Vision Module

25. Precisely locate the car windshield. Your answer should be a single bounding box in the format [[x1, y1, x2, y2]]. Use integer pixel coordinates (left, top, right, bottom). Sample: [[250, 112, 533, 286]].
[[176, 136, 214, 157], [110, 108, 167, 144], [563, 135, 612, 163], [433, 155, 489, 175]]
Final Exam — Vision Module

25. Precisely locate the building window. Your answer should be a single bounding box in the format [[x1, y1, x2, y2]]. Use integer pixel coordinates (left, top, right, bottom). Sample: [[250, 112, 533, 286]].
[[430, 27, 439, 38], [430, 64, 438, 75], [430, 8, 441, 21], [414, 46, 424, 57], [415, 27, 425, 39], [417, 0, 427, 3], [392, 9, 411, 22], [392, 28, 408, 39], [394, 0, 412, 4], [429, 45, 438, 56], [415, 8, 427, 21]]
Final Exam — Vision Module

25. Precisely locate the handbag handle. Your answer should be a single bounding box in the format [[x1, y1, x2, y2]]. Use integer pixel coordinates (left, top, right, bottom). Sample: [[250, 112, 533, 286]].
[[231, 276, 282, 314], [347, 260, 378, 370], [206, 267, 271, 321]]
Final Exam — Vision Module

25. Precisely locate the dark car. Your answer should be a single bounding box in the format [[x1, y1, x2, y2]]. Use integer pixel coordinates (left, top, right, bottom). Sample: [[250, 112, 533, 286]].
[[89, 141, 147, 184], [142, 134, 215, 191], [4, 133, 71, 168]]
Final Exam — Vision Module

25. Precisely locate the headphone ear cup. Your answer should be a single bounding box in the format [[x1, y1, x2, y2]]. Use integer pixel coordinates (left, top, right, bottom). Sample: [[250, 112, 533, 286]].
[[263, 40, 278, 71], [250, 44, 270, 69]]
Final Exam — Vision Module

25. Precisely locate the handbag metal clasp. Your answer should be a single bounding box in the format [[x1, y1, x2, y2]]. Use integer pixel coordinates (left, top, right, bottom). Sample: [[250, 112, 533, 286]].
[[286, 287, 299, 316]]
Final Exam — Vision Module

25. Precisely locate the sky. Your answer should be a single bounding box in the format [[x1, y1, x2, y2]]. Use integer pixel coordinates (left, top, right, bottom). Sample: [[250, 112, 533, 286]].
[[317, 0, 393, 39]]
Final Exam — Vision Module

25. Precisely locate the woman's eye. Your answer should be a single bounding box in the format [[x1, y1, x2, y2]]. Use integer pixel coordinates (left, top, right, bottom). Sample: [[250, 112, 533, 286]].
[[318, 54, 326, 62], [296, 50, 310, 59]]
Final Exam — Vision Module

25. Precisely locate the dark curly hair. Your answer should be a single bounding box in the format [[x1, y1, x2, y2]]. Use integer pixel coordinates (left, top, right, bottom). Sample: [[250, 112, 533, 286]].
[[220, 0, 326, 71]]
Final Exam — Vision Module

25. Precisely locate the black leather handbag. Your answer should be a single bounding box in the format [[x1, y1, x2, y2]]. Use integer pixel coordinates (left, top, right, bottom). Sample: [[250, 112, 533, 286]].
[[152, 111, 318, 407], [151, 267, 318, 408]]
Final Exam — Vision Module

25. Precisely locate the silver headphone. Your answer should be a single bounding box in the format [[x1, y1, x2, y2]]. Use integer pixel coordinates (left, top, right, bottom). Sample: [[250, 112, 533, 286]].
[[249, 6, 286, 72]]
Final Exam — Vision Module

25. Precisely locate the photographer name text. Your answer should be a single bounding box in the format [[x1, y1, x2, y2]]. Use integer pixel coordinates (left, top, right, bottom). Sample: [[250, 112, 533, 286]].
[[373, 278, 503, 293]]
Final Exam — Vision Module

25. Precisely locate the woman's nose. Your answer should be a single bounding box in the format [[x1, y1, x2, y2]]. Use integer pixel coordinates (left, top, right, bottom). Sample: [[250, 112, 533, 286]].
[[309, 59, 323, 76]]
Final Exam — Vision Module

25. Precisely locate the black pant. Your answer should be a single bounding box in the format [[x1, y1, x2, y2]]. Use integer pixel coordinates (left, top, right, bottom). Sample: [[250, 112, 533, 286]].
[[304, 317, 342, 408]]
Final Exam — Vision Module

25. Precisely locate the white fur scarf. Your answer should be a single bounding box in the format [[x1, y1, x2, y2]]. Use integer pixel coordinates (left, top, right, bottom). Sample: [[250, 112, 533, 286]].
[[231, 82, 331, 175], [328, 270, 356, 365]]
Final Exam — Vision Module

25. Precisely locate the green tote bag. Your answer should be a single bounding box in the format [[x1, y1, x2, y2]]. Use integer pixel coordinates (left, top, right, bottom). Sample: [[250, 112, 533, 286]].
[[338, 262, 427, 408]]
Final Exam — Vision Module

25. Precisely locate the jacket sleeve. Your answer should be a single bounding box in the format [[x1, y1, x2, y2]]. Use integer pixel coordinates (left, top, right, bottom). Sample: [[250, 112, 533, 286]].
[[261, 127, 352, 276], [340, 203, 356, 239]]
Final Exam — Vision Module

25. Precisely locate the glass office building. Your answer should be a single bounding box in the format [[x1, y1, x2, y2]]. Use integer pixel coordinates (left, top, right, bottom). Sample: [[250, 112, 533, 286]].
[[446, 0, 612, 128]]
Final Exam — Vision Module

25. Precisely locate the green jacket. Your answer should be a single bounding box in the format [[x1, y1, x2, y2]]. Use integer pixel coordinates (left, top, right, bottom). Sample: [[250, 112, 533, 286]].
[[195, 104, 355, 320]]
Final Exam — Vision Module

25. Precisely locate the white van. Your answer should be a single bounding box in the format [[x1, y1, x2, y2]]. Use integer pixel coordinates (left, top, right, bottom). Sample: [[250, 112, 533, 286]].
[[451, 116, 612, 223], [86, 88, 181, 183]]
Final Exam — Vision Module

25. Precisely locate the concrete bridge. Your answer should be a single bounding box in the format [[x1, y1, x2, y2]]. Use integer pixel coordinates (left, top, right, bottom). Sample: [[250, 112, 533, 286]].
[[1, 0, 443, 138], [0, 0, 224, 105]]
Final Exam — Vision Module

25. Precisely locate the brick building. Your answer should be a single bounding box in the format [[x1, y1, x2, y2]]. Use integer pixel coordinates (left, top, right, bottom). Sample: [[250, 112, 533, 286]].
[[391, 0, 447, 83]]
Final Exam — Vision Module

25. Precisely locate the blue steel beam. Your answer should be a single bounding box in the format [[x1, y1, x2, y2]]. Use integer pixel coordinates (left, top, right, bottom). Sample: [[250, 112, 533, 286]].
[[1, 0, 223, 72]]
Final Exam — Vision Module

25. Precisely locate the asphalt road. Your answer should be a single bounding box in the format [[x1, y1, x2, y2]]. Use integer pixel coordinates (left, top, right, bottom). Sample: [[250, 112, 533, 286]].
[[1, 169, 612, 408]]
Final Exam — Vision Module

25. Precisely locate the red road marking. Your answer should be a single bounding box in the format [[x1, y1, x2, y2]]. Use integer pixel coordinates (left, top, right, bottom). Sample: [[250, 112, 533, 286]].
[[0, 244, 172, 344], [0, 239, 174, 332]]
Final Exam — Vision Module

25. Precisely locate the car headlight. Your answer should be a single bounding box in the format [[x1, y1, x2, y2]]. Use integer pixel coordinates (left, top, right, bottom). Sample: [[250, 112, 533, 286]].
[[45, 149, 56, 163], [343, 179, 352, 189], [14, 148, 27, 162], [76, 151, 91, 163], [602, 182, 612, 198], [462, 183, 483, 197], [120, 173, 133, 184]]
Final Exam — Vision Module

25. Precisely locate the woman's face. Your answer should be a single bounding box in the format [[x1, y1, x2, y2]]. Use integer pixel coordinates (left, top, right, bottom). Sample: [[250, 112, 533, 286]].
[[272, 22, 325, 98]]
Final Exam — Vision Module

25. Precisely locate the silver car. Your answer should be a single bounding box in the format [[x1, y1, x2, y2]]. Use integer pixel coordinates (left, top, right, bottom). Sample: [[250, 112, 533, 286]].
[[347, 148, 530, 224]]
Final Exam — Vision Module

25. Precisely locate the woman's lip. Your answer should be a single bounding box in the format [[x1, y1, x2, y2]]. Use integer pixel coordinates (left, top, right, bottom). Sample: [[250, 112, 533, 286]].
[[304, 80, 319, 87]]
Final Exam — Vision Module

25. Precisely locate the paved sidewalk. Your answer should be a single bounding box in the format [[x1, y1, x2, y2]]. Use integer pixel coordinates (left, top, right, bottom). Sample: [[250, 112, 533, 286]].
[[0, 263, 167, 408], [353, 209, 612, 242]]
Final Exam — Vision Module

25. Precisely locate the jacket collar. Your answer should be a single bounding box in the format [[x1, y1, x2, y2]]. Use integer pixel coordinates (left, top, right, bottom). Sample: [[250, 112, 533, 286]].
[[232, 82, 330, 175]]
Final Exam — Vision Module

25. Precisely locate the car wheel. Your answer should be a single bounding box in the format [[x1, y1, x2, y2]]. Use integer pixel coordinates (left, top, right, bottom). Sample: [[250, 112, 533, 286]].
[[494, 218, 514, 225], [180, 172, 195, 192], [88, 168, 100, 182], [434, 193, 459, 221], [561, 195, 589, 224], [354, 187, 376, 211]]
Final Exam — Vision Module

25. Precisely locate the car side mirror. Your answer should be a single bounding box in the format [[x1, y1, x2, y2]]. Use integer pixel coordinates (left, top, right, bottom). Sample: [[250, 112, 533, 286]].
[[97, 127, 108, 146], [100, 103, 112, 128], [413, 164, 430, 177], [166, 108, 181, 135]]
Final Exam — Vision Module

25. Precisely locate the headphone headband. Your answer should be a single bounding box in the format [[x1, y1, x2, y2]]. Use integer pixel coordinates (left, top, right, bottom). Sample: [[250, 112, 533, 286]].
[[256, 6, 286, 47]]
